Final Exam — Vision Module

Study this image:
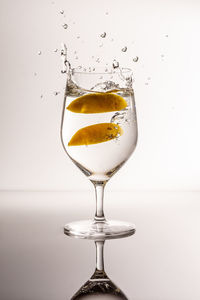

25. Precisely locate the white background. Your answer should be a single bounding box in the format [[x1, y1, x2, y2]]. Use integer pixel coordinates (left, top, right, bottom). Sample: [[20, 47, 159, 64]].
[[1, 0, 200, 191]]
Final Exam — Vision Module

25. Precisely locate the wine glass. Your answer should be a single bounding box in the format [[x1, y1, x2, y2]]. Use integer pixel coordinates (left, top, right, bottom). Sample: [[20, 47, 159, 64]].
[[71, 238, 129, 299], [61, 67, 138, 239]]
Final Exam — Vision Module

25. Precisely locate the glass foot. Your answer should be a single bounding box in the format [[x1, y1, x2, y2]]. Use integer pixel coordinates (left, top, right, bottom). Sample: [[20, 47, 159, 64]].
[[64, 220, 135, 240]]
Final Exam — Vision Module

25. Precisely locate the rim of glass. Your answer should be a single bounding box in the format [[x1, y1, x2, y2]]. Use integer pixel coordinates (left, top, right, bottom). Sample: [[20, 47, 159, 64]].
[[72, 67, 132, 75]]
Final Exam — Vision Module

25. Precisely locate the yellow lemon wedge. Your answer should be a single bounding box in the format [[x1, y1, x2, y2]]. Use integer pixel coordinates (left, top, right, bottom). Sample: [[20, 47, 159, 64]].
[[67, 92, 127, 113], [68, 123, 123, 146]]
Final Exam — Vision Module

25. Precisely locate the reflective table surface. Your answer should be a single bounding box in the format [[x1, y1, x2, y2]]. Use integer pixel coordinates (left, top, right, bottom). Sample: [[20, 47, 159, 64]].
[[0, 191, 200, 300]]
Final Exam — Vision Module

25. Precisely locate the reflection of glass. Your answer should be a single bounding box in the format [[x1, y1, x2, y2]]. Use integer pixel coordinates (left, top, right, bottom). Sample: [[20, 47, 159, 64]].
[[71, 239, 128, 299], [61, 68, 138, 239]]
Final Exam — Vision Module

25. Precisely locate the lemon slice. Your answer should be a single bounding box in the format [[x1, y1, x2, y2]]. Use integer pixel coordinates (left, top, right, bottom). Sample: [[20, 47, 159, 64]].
[[67, 92, 127, 113], [68, 123, 123, 146]]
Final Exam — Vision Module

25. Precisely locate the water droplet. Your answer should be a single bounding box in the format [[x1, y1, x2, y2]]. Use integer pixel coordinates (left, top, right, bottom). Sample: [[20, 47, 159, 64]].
[[105, 12, 109, 15], [34, 72, 37, 76], [40, 94, 43, 98], [37, 51, 42, 55], [133, 56, 139, 62], [54, 48, 58, 53], [75, 56, 78, 60], [53, 91, 60, 96], [92, 67, 95, 71], [105, 68, 108, 72], [121, 46, 127, 52], [100, 32, 106, 38], [112, 59, 119, 69], [60, 10, 64, 14], [77, 35, 80, 39], [62, 24, 68, 29], [99, 43, 103, 48], [165, 34, 168, 37], [96, 58, 100, 63]]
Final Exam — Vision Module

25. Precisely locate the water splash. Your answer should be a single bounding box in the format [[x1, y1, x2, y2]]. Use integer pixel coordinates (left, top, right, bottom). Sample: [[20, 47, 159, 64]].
[[62, 24, 68, 29], [133, 56, 139, 62], [100, 32, 106, 38], [121, 47, 127, 52], [112, 60, 119, 69], [61, 43, 71, 75]]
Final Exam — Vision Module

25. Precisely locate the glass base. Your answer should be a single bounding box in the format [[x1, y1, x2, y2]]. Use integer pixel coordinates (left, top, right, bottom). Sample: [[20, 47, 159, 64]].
[[64, 220, 135, 240]]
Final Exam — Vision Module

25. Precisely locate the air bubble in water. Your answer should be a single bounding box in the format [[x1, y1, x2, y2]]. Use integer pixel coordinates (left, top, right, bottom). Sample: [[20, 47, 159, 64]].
[[60, 10, 64, 14], [133, 56, 139, 62], [62, 24, 68, 29], [37, 51, 42, 55], [112, 59, 119, 69], [121, 46, 127, 52], [100, 32, 106, 38]]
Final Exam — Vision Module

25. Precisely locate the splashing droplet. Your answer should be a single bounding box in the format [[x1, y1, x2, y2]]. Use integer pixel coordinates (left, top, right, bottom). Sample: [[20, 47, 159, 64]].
[[54, 49, 58, 53], [53, 91, 60, 96], [92, 67, 95, 71], [62, 24, 68, 29], [96, 58, 100, 63], [40, 94, 43, 98], [60, 10, 64, 14], [121, 46, 127, 52], [100, 32, 106, 38], [112, 59, 119, 69], [133, 56, 139, 62], [37, 51, 42, 55]]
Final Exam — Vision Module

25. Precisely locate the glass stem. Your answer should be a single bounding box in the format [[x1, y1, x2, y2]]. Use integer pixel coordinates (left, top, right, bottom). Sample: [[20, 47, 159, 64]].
[[93, 181, 106, 222], [95, 240, 105, 271]]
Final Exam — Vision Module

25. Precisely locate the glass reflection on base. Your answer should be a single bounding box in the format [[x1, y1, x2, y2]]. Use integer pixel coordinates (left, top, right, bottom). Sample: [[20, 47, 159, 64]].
[[70, 232, 135, 299]]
